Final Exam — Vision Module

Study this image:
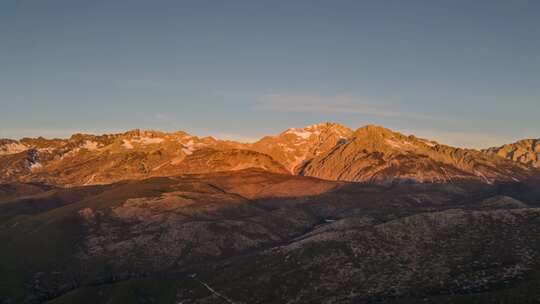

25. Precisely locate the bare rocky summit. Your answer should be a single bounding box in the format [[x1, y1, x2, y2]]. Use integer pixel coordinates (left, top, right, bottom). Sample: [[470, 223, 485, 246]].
[[299, 125, 532, 184], [486, 138, 540, 168], [248, 122, 353, 172]]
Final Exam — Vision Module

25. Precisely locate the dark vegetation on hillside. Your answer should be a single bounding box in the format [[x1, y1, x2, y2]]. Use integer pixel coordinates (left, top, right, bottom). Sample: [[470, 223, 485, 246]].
[[1, 170, 539, 304]]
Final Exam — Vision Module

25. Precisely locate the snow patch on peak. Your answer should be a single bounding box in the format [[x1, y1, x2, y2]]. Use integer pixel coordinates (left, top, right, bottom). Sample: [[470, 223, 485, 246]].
[[133, 137, 165, 145], [385, 138, 413, 150], [182, 148, 193, 156], [81, 140, 100, 151], [122, 140, 134, 149], [286, 128, 313, 139], [181, 140, 197, 155]]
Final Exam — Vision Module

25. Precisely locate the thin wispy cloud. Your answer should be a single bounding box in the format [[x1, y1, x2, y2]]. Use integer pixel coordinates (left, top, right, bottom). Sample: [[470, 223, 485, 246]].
[[255, 94, 438, 121]]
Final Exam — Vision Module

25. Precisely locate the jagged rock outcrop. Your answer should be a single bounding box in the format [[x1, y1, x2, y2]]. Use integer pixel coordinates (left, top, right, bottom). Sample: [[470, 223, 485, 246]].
[[485, 138, 540, 168]]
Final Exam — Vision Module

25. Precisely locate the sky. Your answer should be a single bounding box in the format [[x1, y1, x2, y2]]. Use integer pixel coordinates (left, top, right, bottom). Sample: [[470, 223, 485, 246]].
[[1, 0, 539, 148]]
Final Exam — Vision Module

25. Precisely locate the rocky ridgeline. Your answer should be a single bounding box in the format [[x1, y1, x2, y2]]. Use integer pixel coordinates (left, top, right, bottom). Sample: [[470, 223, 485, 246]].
[[0, 123, 538, 186], [299, 125, 533, 184], [485, 138, 540, 168]]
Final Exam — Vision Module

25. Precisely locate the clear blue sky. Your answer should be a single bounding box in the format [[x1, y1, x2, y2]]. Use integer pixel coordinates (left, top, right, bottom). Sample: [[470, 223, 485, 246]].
[[1, 0, 539, 148]]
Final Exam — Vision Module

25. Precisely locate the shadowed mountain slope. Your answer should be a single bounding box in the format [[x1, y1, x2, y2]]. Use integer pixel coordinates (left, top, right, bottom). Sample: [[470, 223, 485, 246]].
[[1, 169, 540, 303]]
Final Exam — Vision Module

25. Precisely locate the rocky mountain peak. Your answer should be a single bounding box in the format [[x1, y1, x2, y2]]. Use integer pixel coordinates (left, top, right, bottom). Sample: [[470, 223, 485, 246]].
[[280, 122, 350, 139], [485, 138, 540, 168], [121, 129, 166, 139], [250, 123, 354, 173], [348, 125, 422, 154], [353, 124, 401, 139], [299, 124, 533, 184], [306, 121, 350, 131]]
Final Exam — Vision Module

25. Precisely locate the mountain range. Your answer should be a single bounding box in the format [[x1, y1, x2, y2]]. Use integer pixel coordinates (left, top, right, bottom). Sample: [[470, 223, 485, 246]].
[[0, 122, 538, 187], [1, 123, 540, 304]]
